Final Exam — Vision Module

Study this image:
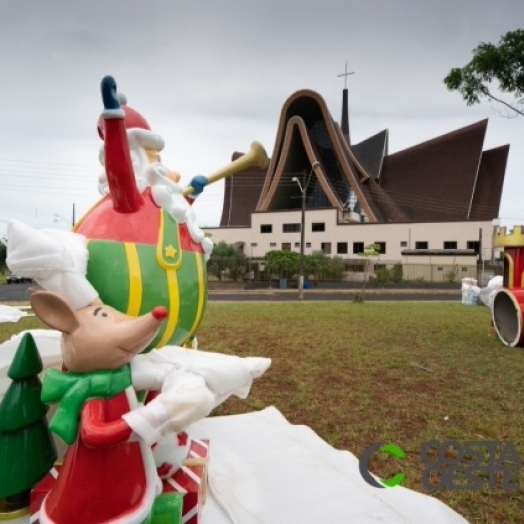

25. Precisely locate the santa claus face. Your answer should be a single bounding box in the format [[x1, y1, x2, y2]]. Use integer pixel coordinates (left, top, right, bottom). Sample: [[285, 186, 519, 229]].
[[98, 143, 181, 197], [144, 148, 181, 184], [145, 148, 160, 163]]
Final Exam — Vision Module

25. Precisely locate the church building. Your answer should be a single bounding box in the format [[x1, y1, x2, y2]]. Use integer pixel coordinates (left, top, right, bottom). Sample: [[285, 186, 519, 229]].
[[204, 85, 508, 279]]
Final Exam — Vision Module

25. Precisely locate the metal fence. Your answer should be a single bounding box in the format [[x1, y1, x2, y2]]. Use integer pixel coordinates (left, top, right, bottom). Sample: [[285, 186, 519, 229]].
[[208, 257, 502, 286]]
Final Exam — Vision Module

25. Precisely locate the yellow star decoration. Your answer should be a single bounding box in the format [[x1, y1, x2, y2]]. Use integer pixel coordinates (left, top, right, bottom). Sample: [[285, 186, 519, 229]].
[[164, 245, 177, 259]]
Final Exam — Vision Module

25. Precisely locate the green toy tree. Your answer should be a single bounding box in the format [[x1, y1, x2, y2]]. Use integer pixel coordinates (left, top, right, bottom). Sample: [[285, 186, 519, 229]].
[[0, 333, 57, 512]]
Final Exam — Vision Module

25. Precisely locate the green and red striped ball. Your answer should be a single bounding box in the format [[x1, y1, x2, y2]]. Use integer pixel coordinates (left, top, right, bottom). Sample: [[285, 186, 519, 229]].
[[75, 189, 207, 350]]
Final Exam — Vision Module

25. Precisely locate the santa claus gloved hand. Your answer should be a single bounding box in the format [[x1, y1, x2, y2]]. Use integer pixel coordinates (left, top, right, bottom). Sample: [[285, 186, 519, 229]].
[[188, 175, 208, 197], [100, 75, 120, 110], [122, 372, 215, 446]]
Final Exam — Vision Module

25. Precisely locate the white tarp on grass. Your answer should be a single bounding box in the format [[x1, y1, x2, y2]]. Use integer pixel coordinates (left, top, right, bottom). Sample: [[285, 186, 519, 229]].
[[194, 407, 468, 524]]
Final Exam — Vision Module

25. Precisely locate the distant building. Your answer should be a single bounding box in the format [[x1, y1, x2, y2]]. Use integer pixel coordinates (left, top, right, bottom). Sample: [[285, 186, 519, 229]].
[[204, 88, 508, 277]]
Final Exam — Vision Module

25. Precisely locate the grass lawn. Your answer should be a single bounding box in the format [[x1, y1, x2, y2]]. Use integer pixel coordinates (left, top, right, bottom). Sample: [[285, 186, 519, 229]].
[[1, 301, 523, 523]]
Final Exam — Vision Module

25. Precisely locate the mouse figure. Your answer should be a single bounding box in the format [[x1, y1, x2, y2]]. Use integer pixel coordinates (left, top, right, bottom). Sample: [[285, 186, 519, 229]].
[[31, 291, 215, 524]]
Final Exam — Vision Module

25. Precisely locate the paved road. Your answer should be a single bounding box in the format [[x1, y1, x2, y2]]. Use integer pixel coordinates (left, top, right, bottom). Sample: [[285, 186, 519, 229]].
[[0, 282, 35, 303], [208, 291, 460, 302], [0, 282, 460, 303]]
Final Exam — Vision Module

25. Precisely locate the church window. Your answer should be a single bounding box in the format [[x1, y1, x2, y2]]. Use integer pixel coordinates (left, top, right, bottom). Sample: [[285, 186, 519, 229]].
[[321, 242, 332, 254], [283, 223, 301, 233], [374, 242, 386, 254], [353, 242, 364, 254]]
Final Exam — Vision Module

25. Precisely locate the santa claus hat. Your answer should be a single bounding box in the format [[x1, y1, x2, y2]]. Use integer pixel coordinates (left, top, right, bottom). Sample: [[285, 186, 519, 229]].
[[98, 93, 165, 151]]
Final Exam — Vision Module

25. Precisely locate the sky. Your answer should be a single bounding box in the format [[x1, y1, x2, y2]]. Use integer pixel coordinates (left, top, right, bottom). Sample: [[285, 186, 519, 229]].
[[0, 0, 522, 239]]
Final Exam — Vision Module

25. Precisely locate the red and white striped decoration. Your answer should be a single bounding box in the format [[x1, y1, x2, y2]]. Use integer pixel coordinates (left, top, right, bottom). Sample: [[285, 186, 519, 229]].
[[162, 439, 209, 524], [30, 464, 61, 523], [29, 439, 209, 524]]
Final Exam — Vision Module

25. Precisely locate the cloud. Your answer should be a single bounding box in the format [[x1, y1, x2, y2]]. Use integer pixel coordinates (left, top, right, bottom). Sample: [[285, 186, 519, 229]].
[[0, 0, 522, 236]]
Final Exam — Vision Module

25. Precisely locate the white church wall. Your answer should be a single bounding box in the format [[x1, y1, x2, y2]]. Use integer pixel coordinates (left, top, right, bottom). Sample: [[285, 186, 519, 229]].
[[203, 209, 495, 262]]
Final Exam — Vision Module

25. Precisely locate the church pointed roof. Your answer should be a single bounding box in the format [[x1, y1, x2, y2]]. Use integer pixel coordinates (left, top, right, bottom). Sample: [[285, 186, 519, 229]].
[[379, 119, 500, 221], [351, 129, 389, 179], [218, 88, 508, 228]]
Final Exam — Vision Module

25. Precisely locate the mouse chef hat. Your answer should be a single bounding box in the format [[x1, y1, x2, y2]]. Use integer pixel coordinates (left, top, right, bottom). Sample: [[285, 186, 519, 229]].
[[6, 220, 99, 310]]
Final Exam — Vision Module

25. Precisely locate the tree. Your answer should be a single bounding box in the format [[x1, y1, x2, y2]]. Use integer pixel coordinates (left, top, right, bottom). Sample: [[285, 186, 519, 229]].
[[305, 251, 327, 281], [207, 241, 247, 281], [444, 29, 524, 117], [354, 243, 381, 302], [0, 333, 57, 512], [264, 250, 300, 279], [305, 251, 345, 281]]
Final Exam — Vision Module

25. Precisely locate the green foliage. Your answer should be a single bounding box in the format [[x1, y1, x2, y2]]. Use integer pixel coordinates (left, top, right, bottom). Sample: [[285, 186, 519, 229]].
[[358, 243, 381, 259], [305, 251, 345, 281], [264, 250, 300, 278], [445, 261, 459, 283], [326, 255, 345, 280], [355, 244, 381, 301], [263, 250, 345, 281], [444, 29, 524, 116], [207, 241, 247, 281], [391, 263, 403, 283], [375, 266, 391, 283]]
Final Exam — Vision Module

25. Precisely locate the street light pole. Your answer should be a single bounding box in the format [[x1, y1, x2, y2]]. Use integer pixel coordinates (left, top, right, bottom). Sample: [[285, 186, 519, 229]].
[[293, 161, 320, 301], [298, 169, 307, 300]]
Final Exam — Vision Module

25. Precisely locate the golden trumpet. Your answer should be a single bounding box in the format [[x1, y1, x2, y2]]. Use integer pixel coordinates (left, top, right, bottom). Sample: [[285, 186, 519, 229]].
[[182, 141, 269, 196]]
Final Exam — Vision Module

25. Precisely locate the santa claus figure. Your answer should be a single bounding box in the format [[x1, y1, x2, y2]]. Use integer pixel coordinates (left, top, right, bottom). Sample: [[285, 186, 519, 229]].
[[73, 76, 213, 351], [97, 92, 181, 195], [94, 76, 212, 256]]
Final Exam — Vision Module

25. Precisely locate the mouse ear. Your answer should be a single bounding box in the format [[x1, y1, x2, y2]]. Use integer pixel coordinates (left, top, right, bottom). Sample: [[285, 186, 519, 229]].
[[31, 291, 80, 334]]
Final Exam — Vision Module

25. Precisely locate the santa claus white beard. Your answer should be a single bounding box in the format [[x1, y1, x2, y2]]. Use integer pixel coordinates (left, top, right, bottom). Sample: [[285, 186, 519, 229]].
[[98, 145, 152, 196], [97, 145, 213, 259]]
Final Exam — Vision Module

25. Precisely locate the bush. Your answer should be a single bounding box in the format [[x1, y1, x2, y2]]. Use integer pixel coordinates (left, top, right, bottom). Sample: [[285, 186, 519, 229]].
[[375, 267, 391, 283], [391, 264, 403, 283], [445, 263, 459, 283]]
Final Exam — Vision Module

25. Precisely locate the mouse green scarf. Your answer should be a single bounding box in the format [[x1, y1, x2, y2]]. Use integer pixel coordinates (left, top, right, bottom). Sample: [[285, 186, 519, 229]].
[[42, 365, 132, 445]]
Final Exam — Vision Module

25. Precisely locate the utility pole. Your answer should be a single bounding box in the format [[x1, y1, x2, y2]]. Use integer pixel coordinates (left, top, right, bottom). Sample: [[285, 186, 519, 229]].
[[293, 161, 321, 301], [299, 169, 307, 300]]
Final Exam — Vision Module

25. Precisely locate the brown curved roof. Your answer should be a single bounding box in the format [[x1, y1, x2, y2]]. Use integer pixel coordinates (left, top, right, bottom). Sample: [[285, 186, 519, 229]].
[[219, 89, 508, 228], [257, 90, 380, 222]]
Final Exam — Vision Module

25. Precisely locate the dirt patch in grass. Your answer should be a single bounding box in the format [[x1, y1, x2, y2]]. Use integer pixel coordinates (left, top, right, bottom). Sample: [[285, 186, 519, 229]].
[[200, 302, 524, 523]]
